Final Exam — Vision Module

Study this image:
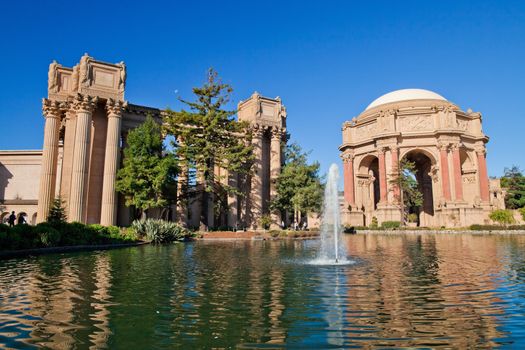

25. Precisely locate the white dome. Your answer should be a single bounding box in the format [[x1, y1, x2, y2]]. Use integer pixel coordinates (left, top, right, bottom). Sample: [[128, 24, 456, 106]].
[[365, 89, 447, 111]]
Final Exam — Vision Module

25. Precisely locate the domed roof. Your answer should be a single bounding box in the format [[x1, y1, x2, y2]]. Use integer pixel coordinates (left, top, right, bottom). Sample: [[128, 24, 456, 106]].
[[365, 89, 447, 111]]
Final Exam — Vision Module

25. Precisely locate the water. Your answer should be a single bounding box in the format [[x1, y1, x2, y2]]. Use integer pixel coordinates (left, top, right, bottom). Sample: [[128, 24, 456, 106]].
[[316, 163, 349, 265], [1, 234, 525, 348]]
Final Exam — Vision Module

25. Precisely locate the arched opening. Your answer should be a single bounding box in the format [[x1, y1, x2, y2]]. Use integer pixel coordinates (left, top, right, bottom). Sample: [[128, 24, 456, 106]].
[[358, 155, 380, 210], [31, 213, 37, 225], [402, 150, 435, 226], [1, 212, 9, 224], [17, 212, 28, 225]]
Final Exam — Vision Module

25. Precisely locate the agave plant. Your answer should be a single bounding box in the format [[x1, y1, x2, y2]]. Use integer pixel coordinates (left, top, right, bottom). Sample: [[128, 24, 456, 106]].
[[131, 219, 193, 243]]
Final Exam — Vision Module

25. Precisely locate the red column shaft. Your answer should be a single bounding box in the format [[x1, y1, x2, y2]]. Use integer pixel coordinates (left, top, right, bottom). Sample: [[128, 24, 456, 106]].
[[344, 158, 355, 206], [478, 152, 490, 202], [378, 151, 387, 203], [391, 148, 400, 201], [452, 147, 463, 201], [440, 148, 452, 201]]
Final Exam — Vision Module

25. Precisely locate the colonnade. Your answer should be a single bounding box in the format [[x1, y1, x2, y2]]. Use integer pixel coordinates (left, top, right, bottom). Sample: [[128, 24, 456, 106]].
[[37, 94, 126, 225], [342, 142, 491, 211]]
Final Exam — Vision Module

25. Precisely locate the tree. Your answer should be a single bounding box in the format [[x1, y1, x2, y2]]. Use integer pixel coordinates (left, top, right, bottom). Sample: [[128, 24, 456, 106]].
[[47, 196, 67, 224], [390, 158, 424, 224], [270, 143, 323, 223], [489, 209, 515, 226], [501, 166, 525, 209], [116, 116, 178, 219], [163, 69, 253, 227]]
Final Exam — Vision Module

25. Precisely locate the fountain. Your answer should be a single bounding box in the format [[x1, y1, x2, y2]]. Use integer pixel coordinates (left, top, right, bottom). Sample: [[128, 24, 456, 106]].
[[314, 163, 350, 265]]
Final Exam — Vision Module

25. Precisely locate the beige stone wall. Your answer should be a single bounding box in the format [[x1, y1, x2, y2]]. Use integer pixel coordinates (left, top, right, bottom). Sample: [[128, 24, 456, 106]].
[[0, 151, 42, 224]]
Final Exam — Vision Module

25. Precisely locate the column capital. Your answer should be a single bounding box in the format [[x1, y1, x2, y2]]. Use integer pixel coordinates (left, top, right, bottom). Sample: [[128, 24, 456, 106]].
[[475, 146, 486, 156], [42, 98, 62, 119], [72, 93, 98, 114], [106, 98, 128, 118], [377, 146, 388, 155], [437, 141, 451, 151], [271, 127, 284, 140], [251, 124, 265, 138], [449, 142, 462, 152], [340, 152, 354, 162]]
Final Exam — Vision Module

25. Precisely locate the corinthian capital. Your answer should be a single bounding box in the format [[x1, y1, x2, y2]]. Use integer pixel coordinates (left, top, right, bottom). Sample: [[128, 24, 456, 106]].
[[271, 127, 283, 140], [42, 98, 62, 119], [251, 124, 265, 138], [72, 94, 98, 113], [340, 152, 354, 162], [106, 98, 128, 118]]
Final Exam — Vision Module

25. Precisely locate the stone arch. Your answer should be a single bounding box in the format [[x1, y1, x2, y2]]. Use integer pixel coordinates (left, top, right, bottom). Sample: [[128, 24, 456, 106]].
[[357, 154, 380, 211], [400, 149, 436, 226], [1, 212, 9, 224], [399, 147, 438, 166], [17, 212, 28, 224]]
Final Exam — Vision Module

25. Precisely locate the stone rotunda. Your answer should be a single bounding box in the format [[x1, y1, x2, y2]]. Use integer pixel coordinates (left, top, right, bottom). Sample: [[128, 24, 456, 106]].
[[339, 89, 505, 227]]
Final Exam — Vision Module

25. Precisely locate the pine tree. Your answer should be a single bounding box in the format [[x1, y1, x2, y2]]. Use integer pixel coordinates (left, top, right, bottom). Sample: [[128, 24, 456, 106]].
[[47, 196, 67, 224], [501, 166, 525, 209], [163, 69, 253, 226], [116, 115, 178, 219]]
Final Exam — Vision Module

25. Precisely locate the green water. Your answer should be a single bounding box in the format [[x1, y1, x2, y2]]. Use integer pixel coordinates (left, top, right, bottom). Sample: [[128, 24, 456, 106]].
[[1, 234, 525, 349]]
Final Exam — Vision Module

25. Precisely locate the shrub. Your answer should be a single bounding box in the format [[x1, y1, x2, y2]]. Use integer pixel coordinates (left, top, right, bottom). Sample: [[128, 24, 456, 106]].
[[489, 209, 515, 226], [259, 215, 272, 230], [131, 219, 193, 243], [370, 217, 378, 229], [35, 223, 61, 247], [381, 221, 401, 229], [407, 213, 418, 223], [470, 224, 525, 231], [343, 226, 356, 234], [519, 207, 525, 221]]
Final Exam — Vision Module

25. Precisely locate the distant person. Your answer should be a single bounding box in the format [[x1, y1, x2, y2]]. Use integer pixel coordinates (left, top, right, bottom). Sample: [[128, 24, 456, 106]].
[[8, 211, 16, 227], [17, 215, 26, 225]]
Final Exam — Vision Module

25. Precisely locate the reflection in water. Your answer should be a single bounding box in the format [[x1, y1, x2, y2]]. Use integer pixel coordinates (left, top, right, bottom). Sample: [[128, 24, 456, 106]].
[[0, 234, 525, 348]]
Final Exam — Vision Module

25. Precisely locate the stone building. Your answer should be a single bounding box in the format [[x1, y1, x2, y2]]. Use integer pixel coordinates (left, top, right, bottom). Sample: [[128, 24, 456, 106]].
[[340, 89, 505, 227], [0, 55, 286, 228]]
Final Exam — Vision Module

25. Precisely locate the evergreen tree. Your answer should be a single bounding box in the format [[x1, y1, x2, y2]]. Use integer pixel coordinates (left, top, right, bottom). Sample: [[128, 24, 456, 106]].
[[116, 116, 178, 219], [501, 165, 525, 209], [163, 69, 253, 226], [47, 196, 67, 224], [270, 143, 323, 222], [389, 158, 424, 224]]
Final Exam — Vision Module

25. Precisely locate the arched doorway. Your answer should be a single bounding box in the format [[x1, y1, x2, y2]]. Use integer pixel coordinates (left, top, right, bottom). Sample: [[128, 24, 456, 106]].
[[358, 155, 381, 224], [402, 150, 436, 227]]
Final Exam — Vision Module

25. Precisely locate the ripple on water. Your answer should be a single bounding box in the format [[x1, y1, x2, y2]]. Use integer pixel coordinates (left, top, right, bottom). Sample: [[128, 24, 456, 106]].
[[0, 234, 525, 348]]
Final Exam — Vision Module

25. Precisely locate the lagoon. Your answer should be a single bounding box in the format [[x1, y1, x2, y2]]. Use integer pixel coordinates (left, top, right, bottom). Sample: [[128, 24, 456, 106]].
[[1, 233, 525, 348]]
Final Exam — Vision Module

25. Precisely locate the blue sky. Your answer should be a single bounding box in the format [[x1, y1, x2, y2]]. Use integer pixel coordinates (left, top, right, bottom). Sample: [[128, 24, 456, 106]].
[[1, 0, 524, 177]]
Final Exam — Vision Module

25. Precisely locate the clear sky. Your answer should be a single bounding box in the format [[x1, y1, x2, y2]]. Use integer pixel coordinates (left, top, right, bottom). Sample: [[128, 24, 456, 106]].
[[1, 0, 524, 177]]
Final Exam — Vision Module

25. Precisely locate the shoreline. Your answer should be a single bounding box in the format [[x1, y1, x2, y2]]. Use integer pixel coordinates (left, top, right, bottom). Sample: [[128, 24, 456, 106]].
[[0, 241, 149, 260]]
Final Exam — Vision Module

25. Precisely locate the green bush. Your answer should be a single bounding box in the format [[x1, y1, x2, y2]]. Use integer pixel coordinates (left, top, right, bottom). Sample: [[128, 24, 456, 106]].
[[489, 209, 515, 226], [407, 213, 418, 223], [35, 223, 61, 247], [519, 207, 525, 221], [370, 217, 378, 229], [131, 219, 193, 243], [381, 221, 401, 229], [470, 224, 525, 231]]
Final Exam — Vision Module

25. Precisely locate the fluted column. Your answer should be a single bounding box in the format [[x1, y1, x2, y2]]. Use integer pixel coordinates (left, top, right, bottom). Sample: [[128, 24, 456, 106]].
[[270, 127, 282, 226], [342, 153, 355, 207], [390, 146, 400, 203], [60, 106, 77, 207], [477, 148, 490, 202], [176, 162, 188, 227], [37, 99, 62, 223], [100, 99, 126, 226], [69, 94, 97, 222], [378, 147, 388, 203], [451, 143, 464, 201], [439, 143, 452, 201], [250, 125, 264, 228]]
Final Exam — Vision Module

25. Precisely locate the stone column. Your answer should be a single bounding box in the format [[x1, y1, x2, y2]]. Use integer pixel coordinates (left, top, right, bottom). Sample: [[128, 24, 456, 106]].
[[378, 148, 388, 203], [100, 99, 126, 226], [342, 153, 355, 207], [270, 127, 282, 226], [37, 99, 62, 223], [390, 146, 400, 203], [451, 143, 464, 201], [477, 148, 490, 202], [60, 106, 77, 206], [250, 125, 264, 228], [176, 163, 188, 227], [69, 94, 97, 222], [439, 143, 452, 201]]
